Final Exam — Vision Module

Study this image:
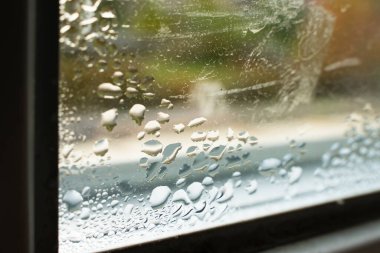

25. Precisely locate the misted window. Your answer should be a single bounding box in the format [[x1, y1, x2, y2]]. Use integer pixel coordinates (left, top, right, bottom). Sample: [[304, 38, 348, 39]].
[[59, 0, 380, 252]]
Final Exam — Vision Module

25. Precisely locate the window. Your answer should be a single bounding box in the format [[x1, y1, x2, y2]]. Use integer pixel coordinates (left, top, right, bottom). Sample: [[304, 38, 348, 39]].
[[58, 0, 380, 252]]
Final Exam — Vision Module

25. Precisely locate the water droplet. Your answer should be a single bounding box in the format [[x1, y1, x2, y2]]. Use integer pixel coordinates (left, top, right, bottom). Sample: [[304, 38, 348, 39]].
[[125, 87, 139, 97], [208, 145, 226, 160], [101, 108, 118, 131], [100, 11, 116, 19], [62, 144, 74, 158], [245, 180, 258, 194], [160, 98, 171, 108], [188, 117, 207, 128], [288, 166, 303, 184], [129, 104, 146, 126], [237, 131, 249, 143], [202, 177, 214, 186], [176, 178, 186, 187], [192, 152, 209, 171], [155, 131, 161, 137], [216, 180, 234, 203], [142, 140, 163, 156], [162, 143, 182, 164], [137, 131, 145, 140], [207, 130, 219, 141], [139, 157, 149, 168], [258, 158, 281, 176], [80, 17, 98, 26], [172, 189, 191, 204], [80, 207, 91, 219], [81, 186, 90, 198], [232, 171, 241, 177], [186, 146, 199, 157], [93, 139, 109, 156], [203, 143, 212, 151], [191, 131, 207, 142], [173, 123, 185, 134], [157, 112, 170, 124], [143, 92, 155, 99], [63, 190, 83, 208], [144, 120, 161, 135], [179, 163, 191, 177], [208, 163, 219, 176], [110, 200, 119, 207], [187, 182, 204, 201], [227, 128, 234, 141], [248, 136, 258, 145], [149, 186, 171, 208], [97, 83, 122, 99]]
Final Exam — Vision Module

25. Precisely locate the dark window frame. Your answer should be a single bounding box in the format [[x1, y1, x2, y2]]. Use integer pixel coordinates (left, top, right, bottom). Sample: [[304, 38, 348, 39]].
[[7, 0, 380, 252]]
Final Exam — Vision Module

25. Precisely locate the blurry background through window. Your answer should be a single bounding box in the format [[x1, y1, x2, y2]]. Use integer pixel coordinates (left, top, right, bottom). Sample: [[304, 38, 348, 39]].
[[59, 0, 380, 252]]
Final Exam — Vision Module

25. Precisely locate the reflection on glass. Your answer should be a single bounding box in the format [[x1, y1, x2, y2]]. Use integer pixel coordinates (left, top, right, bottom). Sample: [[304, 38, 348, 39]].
[[59, 0, 380, 252]]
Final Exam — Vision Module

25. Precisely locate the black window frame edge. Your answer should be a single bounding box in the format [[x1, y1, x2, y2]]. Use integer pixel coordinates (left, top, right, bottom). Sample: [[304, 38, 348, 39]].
[[5, 0, 380, 252]]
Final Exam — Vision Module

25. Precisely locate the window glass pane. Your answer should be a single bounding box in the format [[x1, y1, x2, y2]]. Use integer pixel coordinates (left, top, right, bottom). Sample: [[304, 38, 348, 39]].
[[59, 0, 380, 251]]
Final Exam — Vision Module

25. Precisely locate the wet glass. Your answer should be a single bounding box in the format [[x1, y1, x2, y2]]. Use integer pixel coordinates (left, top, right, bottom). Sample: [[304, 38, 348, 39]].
[[59, 0, 380, 252]]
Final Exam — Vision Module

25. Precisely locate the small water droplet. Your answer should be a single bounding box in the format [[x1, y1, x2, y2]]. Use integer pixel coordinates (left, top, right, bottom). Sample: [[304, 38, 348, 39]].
[[245, 180, 258, 194], [288, 166, 303, 184], [207, 130, 219, 141], [258, 158, 281, 176], [191, 131, 207, 142], [101, 108, 118, 131], [186, 146, 199, 157], [227, 127, 234, 141], [137, 131, 145, 140], [216, 180, 234, 203], [97, 83, 122, 99], [63, 190, 83, 208], [188, 117, 207, 128], [173, 123, 185, 134], [80, 207, 91, 219], [93, 139, 109, 156], [176, 178, 186, 187], [172, 189, 191, 204], [129, 104, 146, 125], [202, 177, 214, 186], [157, 112, 170, 124], [144, 120, 161, 135], [162, 143, 182, 164], [208, 145, 226, 160], [237, 131, 249, 143], [187, 182, 204, 201]]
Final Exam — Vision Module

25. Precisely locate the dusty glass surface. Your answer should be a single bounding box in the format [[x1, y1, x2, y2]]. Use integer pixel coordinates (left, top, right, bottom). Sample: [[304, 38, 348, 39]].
[[59, 0, 380, 252]]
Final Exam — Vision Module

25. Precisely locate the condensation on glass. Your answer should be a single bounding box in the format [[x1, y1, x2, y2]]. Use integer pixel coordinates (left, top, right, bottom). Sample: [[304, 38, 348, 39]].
[[58, 0, 380, 252]]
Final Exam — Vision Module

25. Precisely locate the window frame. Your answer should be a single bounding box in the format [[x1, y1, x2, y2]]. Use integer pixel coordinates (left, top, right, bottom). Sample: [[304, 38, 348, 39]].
[[17, 0, 380, 252]]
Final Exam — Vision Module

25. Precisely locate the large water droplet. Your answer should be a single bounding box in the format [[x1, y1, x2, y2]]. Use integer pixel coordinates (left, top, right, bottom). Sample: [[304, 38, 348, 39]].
[[162, 143, 182, 164], [129, 104, 146, 126], [93, 139, 109, 156], [149, 186, 171, 208], [97, 83, 122, 99], [142, 140, 163, 156]]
